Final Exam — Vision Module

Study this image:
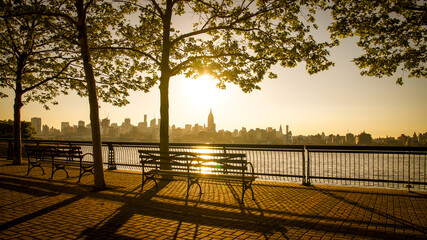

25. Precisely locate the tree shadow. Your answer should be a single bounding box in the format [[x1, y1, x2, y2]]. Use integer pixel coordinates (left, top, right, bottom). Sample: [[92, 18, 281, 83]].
[[309, 186, 426, 233], [1, 172, 425, 239], [0, 176, 59, 197], [0, 194, 85, 231], [77, 178, 290, 239]]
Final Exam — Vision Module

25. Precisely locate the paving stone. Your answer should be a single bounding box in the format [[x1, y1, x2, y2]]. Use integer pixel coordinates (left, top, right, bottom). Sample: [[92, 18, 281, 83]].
[[0, 159, 426, 239]]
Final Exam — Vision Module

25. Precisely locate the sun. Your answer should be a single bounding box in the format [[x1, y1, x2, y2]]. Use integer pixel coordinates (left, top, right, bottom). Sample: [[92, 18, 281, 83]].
[[185, 74, 221, 107]]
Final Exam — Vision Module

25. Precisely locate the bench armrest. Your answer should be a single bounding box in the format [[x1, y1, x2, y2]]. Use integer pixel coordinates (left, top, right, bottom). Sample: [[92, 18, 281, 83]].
[[80, 153, 94, 164], [246, 162, 256, 177]]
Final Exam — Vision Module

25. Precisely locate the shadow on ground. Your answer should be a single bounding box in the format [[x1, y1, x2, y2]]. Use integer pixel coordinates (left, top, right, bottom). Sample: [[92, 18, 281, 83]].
[[0, 165, 426, 239]]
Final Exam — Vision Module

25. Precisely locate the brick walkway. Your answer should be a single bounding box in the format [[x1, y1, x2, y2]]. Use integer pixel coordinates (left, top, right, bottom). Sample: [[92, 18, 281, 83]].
[[0, 159, 426, 239]]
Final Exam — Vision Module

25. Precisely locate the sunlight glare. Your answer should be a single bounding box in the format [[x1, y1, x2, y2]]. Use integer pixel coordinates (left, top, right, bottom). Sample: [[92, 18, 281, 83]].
[[185, 74, 221, 108]]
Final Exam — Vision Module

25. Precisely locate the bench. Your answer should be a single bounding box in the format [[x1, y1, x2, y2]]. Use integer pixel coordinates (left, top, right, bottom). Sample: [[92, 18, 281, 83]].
[[24, 144, 94, 182], [138, 150, 256, 204]]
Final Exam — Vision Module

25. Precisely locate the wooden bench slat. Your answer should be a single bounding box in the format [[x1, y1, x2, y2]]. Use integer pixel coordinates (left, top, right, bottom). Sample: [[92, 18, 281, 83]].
[[139, 149, 256, 204], [147, 169, 256, 181], [25, 144, 94, 182]]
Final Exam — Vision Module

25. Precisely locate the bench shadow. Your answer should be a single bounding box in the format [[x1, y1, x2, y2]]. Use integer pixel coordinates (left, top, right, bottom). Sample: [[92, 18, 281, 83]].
[[310, 186, 426, 233], [1, 172, 424, 239], [0, 176, 59, 197], [77, 179, 172, 239], [0, 194, 85, 231], [78, 178, 288, 240]]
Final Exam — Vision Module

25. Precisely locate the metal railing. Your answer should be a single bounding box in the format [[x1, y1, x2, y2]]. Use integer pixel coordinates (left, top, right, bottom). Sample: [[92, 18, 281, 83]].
[[1, 139, 426, 190], [306, 145, 427, 190]]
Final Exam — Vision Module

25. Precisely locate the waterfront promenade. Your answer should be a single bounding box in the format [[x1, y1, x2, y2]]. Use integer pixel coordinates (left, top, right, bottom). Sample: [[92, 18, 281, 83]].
[[0, 158, 426, 239]]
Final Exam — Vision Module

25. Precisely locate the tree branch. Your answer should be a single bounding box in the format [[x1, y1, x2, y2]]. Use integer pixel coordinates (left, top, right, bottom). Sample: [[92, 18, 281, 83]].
[[93, 46, 161, 66], [171, 52, 275, 76], [150, 0, 164, 18], [114, 0, 162, 18], [22, 60, 76, 93], [170, 6, 275, 47], [84, 0, 96, 13], [0, 9, 77, 26]]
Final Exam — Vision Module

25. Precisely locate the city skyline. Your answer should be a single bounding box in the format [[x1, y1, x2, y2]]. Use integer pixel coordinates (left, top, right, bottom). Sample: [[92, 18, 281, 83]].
[[26, 111, 427, 147], [27, 109, 426, 141]]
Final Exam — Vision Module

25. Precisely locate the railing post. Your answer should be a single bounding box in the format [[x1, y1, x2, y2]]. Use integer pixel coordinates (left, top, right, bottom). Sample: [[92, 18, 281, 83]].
[[7, 139, 13, 160], [406, 150, 412, 191], [108, 144, 117, 170], [303, 146, 311, 186], [302, 146, 306, 185]]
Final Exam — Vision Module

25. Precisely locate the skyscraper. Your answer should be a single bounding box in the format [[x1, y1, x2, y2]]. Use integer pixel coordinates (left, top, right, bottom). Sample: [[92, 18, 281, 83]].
[[31, 117, 42, 134], [207, 109, 216, 132]]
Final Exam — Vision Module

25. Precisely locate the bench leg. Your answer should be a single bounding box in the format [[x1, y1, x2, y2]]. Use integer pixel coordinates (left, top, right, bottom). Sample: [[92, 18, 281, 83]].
[[27, 162, 45, 176], [241, 181, 255, 204], [141, 173, 158, 192], [78, 166, 94, 183], [186, 177, 202, 205], [50, 165, 69, 179]]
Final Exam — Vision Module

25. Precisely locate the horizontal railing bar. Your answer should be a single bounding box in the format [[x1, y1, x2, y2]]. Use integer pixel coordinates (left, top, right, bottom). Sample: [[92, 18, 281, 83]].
[[308, 150, 427, 155], [254, 173, 304, 178], [306, 145, 427, 152], [309, 176, 427, 185]]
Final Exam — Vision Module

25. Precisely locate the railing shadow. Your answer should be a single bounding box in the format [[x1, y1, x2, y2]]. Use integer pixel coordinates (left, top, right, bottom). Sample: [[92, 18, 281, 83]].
[[309, 186, 426, 233], [1, 170, 425, 239]]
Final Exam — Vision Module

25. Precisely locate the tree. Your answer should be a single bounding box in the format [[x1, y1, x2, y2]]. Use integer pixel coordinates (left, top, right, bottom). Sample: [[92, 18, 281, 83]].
[[2, 0, 147, 189], [44, 0, 147, 189], [0, 120, 36, 139], [115, 0, 335, 154], [326, 0, 426, 85], [0, 0, 79, 165]]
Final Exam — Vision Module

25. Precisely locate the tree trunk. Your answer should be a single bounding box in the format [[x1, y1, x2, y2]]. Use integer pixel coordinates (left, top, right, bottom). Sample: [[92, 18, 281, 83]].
[[159, 0, 173, 156], [12, 92, 23, 165], [159, 76, 170, 171], [12, 62, 24, 165], [75, 0, 105, 190], [159, 76, 170, 153]]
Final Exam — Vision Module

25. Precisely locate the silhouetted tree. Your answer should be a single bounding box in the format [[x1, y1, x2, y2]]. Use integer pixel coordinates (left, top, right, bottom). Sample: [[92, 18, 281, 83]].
[[357, 132, 373, 145], [114, 0, 335, 154], [2, 0, 145, 189], [0, 120, 36, 139], [326, 0, 426, 85], [0, 0, 79, 165]]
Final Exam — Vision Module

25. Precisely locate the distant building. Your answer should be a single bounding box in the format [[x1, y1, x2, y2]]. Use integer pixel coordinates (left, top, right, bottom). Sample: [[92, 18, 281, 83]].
[[61, 122, 71, 135], [101, 118, 110, 135], [122, 118, 132, 134], [31, 117, 42, 134], [150, 118, 157, 128], [284, 125, 292, 144], [77, 120, 86, 135], [185, 124, 192, 134], [42, 125, 49, 135], [207, 109, 216, 132], [346, 133, 355, 145]]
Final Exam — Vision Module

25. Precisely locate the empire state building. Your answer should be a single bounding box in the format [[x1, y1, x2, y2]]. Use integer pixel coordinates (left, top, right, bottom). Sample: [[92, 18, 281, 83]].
[[207, 109, 216, 133]]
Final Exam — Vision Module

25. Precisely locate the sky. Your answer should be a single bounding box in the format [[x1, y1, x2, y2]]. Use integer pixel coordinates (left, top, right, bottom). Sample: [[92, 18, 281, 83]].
[[1, 7, 426, 139]]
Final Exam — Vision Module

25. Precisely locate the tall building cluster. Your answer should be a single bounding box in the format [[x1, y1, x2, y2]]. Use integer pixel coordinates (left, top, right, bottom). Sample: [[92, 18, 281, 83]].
[[30, 109, 291, 144]]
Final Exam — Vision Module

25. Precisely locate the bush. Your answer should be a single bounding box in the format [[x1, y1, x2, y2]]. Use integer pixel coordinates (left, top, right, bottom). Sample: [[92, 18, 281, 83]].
[[0, 120, 37, 139]]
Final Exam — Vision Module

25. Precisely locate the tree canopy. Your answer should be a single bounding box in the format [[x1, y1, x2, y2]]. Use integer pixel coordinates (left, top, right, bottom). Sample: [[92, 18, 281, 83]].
[[114, 0, 336, 152], [326, 0, 426, 85], [0, 0, 145, 188], [0, 0, 79, 108]]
